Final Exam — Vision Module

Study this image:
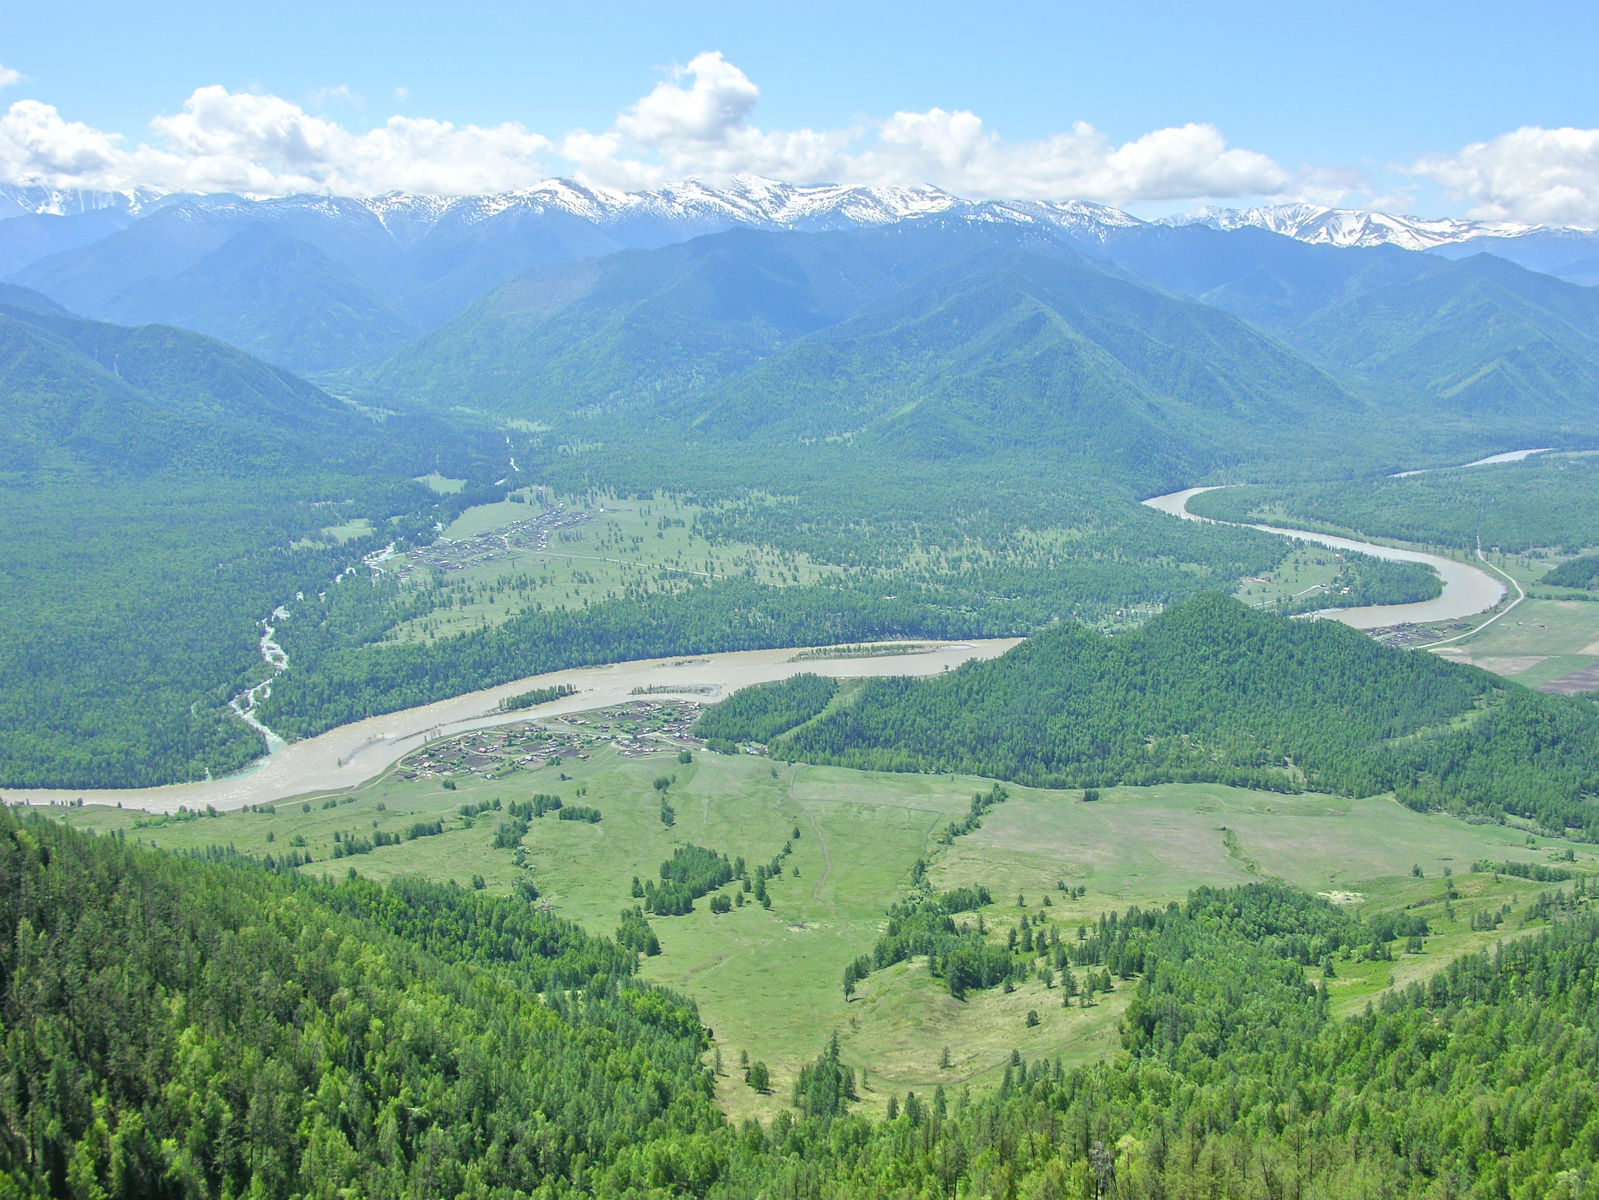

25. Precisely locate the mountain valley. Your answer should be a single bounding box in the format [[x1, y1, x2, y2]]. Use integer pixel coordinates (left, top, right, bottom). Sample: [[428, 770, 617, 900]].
[[5, 170, 1599, 1200]]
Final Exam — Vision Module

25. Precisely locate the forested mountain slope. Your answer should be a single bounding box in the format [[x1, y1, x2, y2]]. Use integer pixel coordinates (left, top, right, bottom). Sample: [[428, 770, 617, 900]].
[[373, 224, 1363, 485], [687, 243, 1356, 482], [9, 807, 1598, 1200], [0, 303, 504, 788], [1285, 254, 1599, 419], [0, 810, 722, 1199], [370, 223, 1000, 418], [0, 301, 375, 473], [1093, 224, 1599, 455], [89, 224, 422, 374]]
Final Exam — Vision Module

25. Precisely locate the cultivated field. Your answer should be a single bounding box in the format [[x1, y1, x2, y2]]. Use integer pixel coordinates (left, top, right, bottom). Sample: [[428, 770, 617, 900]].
[[1431, 578, 1599, 688]]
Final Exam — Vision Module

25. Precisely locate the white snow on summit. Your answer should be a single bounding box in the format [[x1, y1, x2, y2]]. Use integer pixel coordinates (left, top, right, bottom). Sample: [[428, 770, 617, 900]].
[[6, 178, 1589, 259], [0, 184, 172, 220], [1162, 203, 1535, 250]]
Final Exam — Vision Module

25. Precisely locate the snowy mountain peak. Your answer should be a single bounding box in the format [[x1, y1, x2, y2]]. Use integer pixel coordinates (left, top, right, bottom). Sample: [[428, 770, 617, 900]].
[[324, 176, 986, 236], [1162, 203, 1537, 250], [11, 178, 1592, 268], [0, 183, 174, 220], [971, 198, 1144, 241]]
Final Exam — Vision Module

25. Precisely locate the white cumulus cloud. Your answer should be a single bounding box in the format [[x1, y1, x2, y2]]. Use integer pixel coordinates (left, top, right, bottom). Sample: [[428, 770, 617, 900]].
[[0, 52, 1326, 208], [0, 85, 551, 195], [1413, 126, 1599, 226], [840, 112, 1288, 203], [616, 51, 758, 145], [0, 64, 24, 91], [562, 53, 1292, 205], [0, 99, 126, 183]]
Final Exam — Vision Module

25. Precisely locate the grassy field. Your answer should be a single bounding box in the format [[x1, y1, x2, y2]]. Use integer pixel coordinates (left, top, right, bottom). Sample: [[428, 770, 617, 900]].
[[49, 729, 1596, 1123], [414, 472, 467, 494], [290, 516, 376, 551], [1431, 582, 1599, 687], [1234, 544, 1367, 610]]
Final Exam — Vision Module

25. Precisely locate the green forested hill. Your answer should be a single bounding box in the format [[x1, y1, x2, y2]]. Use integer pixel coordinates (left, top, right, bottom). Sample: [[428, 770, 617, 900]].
[[373, 222, 1599, 483], [1094, 224, 1432, 330], [725, 596, 1599, 836], [0, 303, 505, 788], [685, 244, 1356, 483], [369, 224, 959, 419], [1285, 254, 1599, 419], [1543, 552, 1599, 589], [97, 225, 422, 375], [0, 811, 722, 1199], [369, 224, 1366, 485], [0, 283, 70, 317], [0, 302, 373, 473], [1095, 225, 1599, 456]]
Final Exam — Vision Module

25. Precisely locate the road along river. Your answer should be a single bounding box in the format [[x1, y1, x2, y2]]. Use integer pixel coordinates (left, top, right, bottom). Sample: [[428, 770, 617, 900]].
[[1142, 487, 1506, 630], [12, 639, 1021, 814]]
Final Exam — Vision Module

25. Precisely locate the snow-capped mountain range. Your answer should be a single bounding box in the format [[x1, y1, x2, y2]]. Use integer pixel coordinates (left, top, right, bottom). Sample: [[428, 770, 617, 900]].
[[2, 175, 1587, 253], [0, 175, 1149, 248], [4, 174, 1596, 378]]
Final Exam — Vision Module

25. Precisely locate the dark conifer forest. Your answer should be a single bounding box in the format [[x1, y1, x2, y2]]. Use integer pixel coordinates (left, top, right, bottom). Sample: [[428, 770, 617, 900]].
[[711, 596, 1599, 838]]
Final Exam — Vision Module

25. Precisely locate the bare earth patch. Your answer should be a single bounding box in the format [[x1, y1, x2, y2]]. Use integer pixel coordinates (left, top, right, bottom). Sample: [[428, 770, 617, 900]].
[[1319, 891, 1366, 905], [1540, 663, 1599, 694]]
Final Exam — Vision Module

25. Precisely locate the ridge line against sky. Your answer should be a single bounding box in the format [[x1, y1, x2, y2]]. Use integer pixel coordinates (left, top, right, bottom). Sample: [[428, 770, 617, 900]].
[[2, 2, 1597, 223]]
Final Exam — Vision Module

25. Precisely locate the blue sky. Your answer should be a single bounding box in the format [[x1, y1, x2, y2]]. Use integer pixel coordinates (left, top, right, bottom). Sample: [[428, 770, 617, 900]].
[[3, 0, 1597, 220]]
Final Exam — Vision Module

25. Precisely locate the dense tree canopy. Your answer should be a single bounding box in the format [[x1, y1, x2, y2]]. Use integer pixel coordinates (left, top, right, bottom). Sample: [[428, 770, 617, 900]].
[[700, 596, 1599, 836]]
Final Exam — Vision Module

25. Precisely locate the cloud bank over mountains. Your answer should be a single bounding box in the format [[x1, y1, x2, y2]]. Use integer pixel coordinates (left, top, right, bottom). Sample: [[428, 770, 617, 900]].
[[0, 51, 1595, 224]]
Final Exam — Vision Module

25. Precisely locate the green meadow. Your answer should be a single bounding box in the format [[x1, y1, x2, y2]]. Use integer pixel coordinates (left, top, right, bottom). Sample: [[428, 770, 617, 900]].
[[1433, 590, 1599, 687], [386, 490, 841, 644]]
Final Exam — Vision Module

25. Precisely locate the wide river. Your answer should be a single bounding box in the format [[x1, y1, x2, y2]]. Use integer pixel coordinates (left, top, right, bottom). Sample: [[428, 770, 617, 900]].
[[1141, 487, 1506, 629], [13, 639, 1021, 814]]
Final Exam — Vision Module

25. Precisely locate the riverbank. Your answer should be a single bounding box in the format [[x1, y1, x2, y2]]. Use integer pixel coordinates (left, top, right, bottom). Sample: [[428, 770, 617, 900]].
[[1141, 487, 1505, 629], [10, 638, 1020, 814]]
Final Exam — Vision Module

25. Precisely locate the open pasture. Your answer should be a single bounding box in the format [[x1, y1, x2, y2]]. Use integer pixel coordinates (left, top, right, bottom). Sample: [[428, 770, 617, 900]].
[[1235, 544, 1369, 610], [1431, 593, 1599, 688], [386, 490, 842, 643]]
